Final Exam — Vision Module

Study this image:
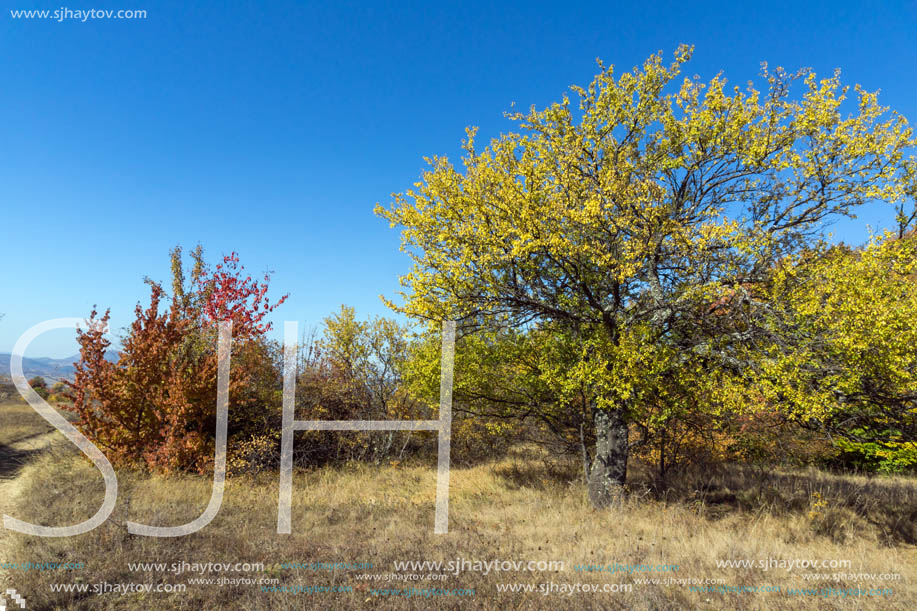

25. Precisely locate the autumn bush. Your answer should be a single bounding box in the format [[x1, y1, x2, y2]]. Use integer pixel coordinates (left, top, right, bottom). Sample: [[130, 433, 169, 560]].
[[290, 306, 437, 466], [27, 375, 49, 399], [66, 246, 287, 474]]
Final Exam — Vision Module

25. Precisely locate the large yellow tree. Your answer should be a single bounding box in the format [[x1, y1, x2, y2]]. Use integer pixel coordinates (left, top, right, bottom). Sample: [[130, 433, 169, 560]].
[[377, 46, 914, 506]]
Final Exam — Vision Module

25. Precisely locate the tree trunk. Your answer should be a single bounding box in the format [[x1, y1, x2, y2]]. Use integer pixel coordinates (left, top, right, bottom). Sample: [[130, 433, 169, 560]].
[[587, 407, 628, 508]]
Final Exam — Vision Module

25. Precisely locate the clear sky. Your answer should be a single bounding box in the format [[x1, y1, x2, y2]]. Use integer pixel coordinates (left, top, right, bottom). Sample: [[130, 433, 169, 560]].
[[2, 0, 915, 357]]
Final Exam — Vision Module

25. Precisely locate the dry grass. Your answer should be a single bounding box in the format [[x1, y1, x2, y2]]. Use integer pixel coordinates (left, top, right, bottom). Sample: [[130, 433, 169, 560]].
[[2, 435, 914, 611], [0, 399, 56, 489], [0, 398, 54, 445]]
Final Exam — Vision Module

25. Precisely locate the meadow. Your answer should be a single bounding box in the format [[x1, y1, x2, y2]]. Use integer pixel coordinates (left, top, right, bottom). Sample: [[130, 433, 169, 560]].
[[2, 398, 914, 610]]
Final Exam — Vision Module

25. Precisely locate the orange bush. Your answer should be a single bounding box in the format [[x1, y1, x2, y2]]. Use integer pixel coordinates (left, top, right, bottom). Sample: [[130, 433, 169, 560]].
[[66, 249, 287, 474]]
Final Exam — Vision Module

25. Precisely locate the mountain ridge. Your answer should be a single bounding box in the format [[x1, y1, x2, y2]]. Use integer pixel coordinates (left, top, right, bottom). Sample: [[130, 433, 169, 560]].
[[0, 351, 119, 382]]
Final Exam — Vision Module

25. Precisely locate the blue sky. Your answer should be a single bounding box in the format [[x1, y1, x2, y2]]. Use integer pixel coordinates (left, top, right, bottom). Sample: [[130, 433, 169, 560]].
[[2, 0, 915, 356]]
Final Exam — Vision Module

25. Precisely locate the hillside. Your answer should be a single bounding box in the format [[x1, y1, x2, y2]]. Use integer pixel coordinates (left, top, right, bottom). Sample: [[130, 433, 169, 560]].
[[0, 350, 119, 382]]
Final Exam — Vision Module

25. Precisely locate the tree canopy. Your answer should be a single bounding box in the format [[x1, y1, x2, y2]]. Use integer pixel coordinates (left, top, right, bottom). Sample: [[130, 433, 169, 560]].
[[761, 231, 917, 472], [378, 46, 915, 505]]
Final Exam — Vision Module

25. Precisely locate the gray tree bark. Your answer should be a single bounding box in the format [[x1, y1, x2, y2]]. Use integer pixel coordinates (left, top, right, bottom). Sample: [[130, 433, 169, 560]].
[[587, 407, 628, 507]]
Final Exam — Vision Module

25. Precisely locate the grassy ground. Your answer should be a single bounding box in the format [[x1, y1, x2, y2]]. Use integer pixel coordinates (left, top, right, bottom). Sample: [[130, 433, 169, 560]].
[[1, 399, 915, 610], [0, 397, 54, 457]]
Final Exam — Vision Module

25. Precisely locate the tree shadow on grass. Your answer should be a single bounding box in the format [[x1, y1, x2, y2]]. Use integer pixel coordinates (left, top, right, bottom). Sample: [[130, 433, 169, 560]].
[[631, 461, 917, 545], [494, 454, 917, 544], [0, 441, 42, 479], [492, 446, 582, 491]]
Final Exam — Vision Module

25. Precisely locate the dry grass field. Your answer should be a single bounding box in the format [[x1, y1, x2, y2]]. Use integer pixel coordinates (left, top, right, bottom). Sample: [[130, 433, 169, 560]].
[[1, 399, 915, 610]]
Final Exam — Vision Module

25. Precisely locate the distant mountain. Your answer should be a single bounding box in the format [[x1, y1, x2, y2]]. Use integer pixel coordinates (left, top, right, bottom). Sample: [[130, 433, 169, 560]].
[[0, 350, 119, 382], [0, 354, 77, 382]]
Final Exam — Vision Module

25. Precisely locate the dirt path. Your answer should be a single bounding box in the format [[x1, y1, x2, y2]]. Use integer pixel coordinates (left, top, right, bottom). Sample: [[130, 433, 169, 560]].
[[0, 429, 59, 588]]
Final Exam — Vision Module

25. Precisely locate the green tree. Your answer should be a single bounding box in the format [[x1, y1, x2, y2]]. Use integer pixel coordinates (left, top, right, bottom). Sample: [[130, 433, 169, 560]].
[[377, 46, 914, 506], [402, 322, 584, 466]]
